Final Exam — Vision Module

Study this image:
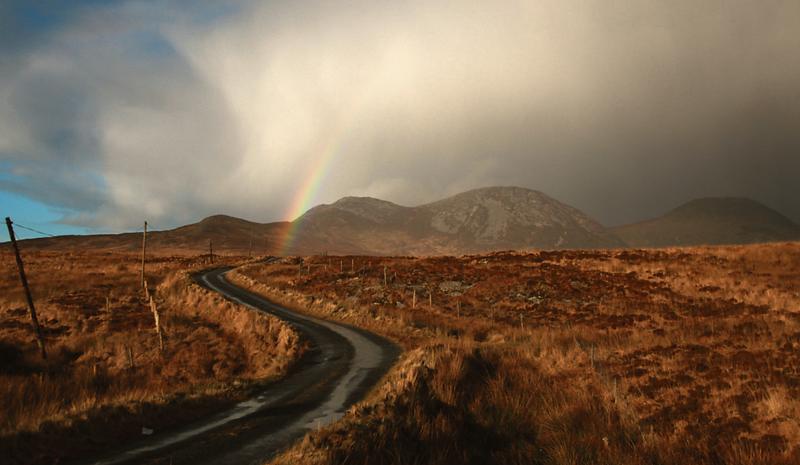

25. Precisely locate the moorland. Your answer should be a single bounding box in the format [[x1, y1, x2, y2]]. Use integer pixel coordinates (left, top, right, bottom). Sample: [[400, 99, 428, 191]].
[[2, 240, 799, 465], [227, 242, 800, 465]]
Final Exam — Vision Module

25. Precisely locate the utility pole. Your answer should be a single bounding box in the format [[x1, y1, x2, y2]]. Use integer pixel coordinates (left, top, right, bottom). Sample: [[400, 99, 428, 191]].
[[140, 221, 147, 289], [248, 239, 253, 258], [5, 217, 46, 359], [209, 239, 213, 264]]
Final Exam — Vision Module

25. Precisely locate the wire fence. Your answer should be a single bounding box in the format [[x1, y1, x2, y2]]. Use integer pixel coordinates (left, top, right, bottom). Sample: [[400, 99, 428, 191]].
[[11, 222, 58, 238], [4, 220, 167, 241], [6, 219, 245, 260], [2, 219, 82, 257]]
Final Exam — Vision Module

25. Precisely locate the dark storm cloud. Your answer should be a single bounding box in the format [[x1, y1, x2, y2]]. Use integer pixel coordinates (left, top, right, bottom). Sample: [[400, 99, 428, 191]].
[[1, 0, 799, 230], [318, 0, 800, 225]]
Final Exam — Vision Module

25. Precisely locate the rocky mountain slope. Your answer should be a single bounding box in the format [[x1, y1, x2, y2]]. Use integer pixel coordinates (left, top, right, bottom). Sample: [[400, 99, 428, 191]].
[[612, 197, 800, 247], [287, 187, 624, 255]]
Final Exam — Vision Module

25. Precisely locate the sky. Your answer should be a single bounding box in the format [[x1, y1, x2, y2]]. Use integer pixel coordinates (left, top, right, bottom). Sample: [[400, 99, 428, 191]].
[[1, 0, 799, 241]]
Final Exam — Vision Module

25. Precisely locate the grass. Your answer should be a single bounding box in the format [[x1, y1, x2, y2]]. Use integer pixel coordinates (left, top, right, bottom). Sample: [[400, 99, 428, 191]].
[[3, 241, 797, 464], [0, 248, 302, 465], [229, 242, 800, 465]]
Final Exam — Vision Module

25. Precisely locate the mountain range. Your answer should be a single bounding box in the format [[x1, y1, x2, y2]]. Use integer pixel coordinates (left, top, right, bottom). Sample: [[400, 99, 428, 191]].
[[6, 187, 799, 255]]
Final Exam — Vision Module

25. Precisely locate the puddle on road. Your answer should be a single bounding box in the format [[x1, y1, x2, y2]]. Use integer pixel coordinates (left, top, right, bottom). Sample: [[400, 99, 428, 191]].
[[214, 320, 385, 465]]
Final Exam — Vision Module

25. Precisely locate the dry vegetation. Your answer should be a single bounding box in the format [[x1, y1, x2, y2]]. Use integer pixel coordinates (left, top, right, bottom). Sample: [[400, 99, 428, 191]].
[[230, 242, 800, 465], [0, 248, 302, 465]]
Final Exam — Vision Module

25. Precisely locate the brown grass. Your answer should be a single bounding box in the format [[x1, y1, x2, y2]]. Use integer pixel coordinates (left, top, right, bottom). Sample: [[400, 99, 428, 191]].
[[229, 242, 800, 465], [0, 248, 302, 465]]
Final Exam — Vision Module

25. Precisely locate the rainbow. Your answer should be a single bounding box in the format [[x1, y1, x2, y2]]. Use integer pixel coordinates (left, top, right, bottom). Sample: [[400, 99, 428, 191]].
[[278, 88, 378, 255], [278, 73, 382, 255], [278, 127, 345, 255]]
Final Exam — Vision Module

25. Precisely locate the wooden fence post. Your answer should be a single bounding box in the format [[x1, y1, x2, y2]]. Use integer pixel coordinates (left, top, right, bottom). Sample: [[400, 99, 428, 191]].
[[126, 345, 135, 369], [140, 221, 147, 288], [5, 217, 47, 359], [149, 296, 164, 352]]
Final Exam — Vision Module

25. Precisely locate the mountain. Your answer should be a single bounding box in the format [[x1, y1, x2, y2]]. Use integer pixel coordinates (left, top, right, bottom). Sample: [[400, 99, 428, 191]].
[[421, 187, 622, 250], [612, 197, 800, 247], [151, 215, 290, 253], [287, 187, 624, 255]]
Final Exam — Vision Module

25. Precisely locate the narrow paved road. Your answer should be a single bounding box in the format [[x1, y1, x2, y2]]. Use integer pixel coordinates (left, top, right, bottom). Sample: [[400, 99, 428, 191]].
[[88, 267, 398, 465]]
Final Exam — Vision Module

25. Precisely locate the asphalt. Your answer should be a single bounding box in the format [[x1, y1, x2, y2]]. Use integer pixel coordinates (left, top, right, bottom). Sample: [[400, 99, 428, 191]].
[[85, 267, 399, 465]]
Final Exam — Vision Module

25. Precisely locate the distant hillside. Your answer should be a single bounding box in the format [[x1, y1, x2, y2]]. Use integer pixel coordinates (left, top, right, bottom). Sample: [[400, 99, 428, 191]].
[[162, 215, 289, 253], [287, 186, 624, 255], [11, 216, 290, 256], [612, 197, 800, 247]]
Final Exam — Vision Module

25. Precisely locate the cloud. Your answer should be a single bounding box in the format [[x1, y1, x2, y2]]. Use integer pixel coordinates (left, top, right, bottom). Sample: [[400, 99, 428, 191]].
[[1, 0, 799, 231]]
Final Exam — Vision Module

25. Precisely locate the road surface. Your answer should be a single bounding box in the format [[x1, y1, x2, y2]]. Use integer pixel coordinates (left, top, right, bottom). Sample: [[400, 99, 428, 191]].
[[87, 267, 398, 465]]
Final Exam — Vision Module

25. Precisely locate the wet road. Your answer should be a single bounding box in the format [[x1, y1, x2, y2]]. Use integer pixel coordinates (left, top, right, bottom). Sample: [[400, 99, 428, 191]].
[[87, 267, 398, 465]]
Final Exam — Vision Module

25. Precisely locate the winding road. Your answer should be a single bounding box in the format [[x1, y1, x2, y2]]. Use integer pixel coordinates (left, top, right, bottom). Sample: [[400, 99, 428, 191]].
[[88, 267, 398, 465]]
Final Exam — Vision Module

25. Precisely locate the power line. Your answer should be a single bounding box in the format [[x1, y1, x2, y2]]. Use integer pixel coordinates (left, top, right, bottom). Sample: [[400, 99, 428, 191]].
[[10, 222, 57, 238], [7, 219, 160, 240]]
